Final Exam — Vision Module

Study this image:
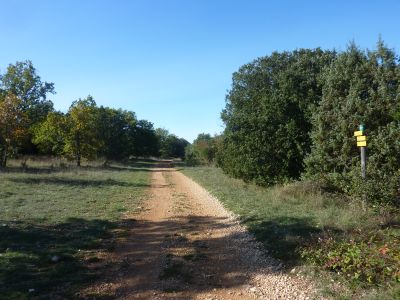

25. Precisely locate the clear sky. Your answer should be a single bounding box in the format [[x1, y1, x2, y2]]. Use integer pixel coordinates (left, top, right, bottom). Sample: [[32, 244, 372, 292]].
[[0, 0, 399, 142]]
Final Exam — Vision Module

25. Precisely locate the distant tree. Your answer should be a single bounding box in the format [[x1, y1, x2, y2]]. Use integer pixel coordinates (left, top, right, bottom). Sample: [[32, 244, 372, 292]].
[[65, 96, 100, 166], [134, 120, 159, 157], [32, 112, 66, 156], [155, 128, 170, 158], [156, 128, 188, 158], [166, 136, 189, 158], [185, 133, 218, 165], [0, 93, 28, 167], [193, 133, 215, 164], [96, 107, 137, 161]]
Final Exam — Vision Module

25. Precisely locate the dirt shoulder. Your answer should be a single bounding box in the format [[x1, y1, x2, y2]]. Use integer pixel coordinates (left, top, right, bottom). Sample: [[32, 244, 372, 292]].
[[84, 166, 319, 299]]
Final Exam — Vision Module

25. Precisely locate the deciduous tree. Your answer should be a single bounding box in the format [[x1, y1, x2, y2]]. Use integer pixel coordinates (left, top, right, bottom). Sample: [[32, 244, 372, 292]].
[[0, 93, 27, 167]]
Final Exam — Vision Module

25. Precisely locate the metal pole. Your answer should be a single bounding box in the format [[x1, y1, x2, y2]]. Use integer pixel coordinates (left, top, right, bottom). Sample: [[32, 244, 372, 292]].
[[360, 146, 366, 179]]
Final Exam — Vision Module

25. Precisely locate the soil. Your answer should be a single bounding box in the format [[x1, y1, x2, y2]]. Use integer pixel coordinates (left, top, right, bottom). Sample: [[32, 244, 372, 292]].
[[83, 163, 319, 299]]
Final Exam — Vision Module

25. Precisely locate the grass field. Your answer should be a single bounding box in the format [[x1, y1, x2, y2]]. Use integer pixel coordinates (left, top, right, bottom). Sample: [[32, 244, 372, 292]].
[[0, 158, 150, 299], [182, 166, 400, 299]]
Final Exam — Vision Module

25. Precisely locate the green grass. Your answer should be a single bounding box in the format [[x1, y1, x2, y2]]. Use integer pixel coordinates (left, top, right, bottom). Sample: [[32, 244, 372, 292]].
[[182, 166, 400, 299], [0, 159, 150, 299]]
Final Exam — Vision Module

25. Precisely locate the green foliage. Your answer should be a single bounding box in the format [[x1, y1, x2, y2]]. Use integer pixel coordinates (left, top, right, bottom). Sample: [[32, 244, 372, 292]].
[[32, 112, 67, 156], [184, 133, 221, 165], [96, 107, 137, 160], [133, 120, 159, 157], [0, 60, 54, 124], [156, 128, 189, 158], [306, 41, 400, 205], [0, 60, 185, 163], [219, 49, 336, 185], [33, 99, 168, 163], [301, 230, 400, 285], [184, 144, 200, 166], [0, 61, 55, 155], [64, 96, 100, 166], [0, 93, 28, 167]]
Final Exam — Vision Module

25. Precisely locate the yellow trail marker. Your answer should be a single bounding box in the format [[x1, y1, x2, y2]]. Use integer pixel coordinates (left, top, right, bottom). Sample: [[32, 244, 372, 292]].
[[354, 130, 363, 136], [357, 141, 367, 147], [356, 135, 367, 142]]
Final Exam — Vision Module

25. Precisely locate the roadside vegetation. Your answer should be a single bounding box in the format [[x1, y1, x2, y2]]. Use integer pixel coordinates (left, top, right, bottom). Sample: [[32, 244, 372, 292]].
[[184, 40, 400, 298], [182, 166, 399, 299], [0, 158, 150, 299]]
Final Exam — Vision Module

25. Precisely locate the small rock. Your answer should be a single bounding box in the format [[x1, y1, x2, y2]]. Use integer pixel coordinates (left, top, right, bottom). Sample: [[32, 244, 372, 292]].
[[51, 255, 60, 262], [290, 268, 296, 274], [28, 289, 35, 293], [250, 287, 257, 293]]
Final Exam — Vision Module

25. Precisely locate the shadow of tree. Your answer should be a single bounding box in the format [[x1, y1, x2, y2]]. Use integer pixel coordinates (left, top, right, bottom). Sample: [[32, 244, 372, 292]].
[[7, 177, 151, 188], [0, 218, 119, 299], [241, 216, 342, 267], [1, 159, 178, 175], [1, 214, 307, 299]]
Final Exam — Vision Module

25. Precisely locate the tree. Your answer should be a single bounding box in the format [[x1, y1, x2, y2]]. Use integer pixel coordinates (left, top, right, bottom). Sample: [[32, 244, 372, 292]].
[[134, 120, 159, 157], [96, 107, 137, 161], [0, 60, 55, 154], [65, 96, 100, 166], [32, 112, 67, 156], [156, 128, 188, 158], [0, 93, 27, 167], [185, 133, 219, 165], [220, 49, 336, 185], [0, 60, 54, 123], [305, 40, 400, 204]]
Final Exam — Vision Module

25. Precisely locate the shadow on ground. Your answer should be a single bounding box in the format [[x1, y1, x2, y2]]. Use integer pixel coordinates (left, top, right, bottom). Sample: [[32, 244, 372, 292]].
[[243, 216, 342, 266], [1, 159, 178, 175], [0, 213, 318, 299], [7, 177, 151, 188]]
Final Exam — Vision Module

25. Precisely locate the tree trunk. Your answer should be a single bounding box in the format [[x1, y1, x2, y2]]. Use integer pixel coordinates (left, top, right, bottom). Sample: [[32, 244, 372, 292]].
[[75, 133, 81, 167], [0, 145, 8, 168]]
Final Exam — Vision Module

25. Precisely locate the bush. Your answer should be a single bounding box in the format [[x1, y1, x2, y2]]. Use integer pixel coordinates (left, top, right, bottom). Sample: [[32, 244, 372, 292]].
[[185, 134, 221, 166], [306, 41, 400, 205], [301, 229, 400, 285], [219, 49, 336, 185]]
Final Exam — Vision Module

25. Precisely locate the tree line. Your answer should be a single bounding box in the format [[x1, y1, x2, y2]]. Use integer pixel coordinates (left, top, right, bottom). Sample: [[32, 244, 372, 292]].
[[188, 40, 400, 206], [0, 61, 188, 167]]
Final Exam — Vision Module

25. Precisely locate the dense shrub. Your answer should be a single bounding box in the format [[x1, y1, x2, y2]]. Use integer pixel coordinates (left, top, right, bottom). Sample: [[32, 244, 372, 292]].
[[219, 49, 336, 185], [184, 133, 221, 165], [305, 41, 400, 205]]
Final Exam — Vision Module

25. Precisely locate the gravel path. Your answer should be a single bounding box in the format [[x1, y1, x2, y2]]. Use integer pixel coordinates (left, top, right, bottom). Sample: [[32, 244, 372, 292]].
[[83, 166, 320, 299]]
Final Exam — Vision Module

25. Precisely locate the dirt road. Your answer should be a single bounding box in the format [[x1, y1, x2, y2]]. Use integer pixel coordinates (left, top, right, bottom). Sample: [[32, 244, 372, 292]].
[[86, 165, 318, 299]]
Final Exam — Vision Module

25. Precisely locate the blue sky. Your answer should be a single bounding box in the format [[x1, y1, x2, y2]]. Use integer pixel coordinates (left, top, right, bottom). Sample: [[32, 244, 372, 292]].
[[0, 0, 399, 142]]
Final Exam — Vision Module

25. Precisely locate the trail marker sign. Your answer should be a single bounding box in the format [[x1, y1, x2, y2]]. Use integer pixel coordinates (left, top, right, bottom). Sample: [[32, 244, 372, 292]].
[[354, 124, 367, 179], [356, 136, 366, 142], [357, 141, 367, 147]]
